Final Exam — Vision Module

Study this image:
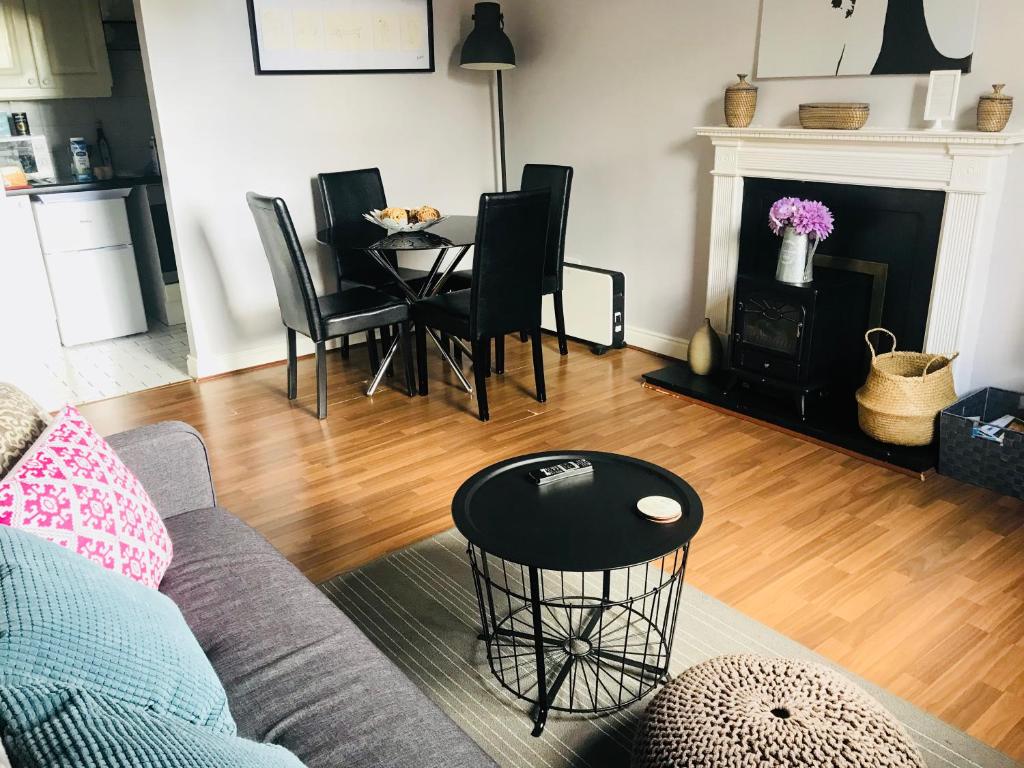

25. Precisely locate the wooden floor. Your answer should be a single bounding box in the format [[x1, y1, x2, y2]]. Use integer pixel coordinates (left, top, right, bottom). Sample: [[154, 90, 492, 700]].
[[79, 335, 1024, 759]]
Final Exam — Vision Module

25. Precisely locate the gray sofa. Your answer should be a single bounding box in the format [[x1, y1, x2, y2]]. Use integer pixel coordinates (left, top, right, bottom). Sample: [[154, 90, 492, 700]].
[[107, 421, 494, 768]]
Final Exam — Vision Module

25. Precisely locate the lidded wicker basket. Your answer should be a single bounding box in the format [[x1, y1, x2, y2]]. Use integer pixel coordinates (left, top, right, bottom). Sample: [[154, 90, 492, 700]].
[[725, 74, 758, 128], [799, 102, 870, 130], [855, 329, 958, 447], [978, 84, 1013, 132]]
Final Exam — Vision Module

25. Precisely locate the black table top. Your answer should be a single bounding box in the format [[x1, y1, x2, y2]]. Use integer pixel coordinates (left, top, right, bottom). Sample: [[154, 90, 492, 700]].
[[452, 451, 703, 572], [317, 215, 477, 251]]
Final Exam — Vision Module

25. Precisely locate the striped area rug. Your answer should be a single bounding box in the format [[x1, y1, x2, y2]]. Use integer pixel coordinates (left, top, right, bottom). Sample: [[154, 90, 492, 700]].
[[320, 529, 1018, 768]]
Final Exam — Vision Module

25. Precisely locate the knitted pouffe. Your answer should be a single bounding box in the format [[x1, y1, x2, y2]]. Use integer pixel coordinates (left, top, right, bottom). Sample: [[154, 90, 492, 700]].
[[632, 655, 925, 768]]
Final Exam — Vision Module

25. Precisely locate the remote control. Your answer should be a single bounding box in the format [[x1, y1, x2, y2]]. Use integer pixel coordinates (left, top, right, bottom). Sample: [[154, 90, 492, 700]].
[[529, 458, 594, 486]]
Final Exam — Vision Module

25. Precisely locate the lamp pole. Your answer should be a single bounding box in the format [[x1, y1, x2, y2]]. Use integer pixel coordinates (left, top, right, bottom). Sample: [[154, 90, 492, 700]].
[[496, 70, 507, 192]]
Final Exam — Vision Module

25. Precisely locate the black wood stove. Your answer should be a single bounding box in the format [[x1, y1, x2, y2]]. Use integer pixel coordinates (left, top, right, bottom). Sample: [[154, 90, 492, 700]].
[[730, 269, 872, 417]]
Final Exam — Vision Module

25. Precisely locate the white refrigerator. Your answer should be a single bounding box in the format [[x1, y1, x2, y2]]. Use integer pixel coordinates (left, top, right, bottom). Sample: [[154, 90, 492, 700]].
[[33, 189, 147, 347]]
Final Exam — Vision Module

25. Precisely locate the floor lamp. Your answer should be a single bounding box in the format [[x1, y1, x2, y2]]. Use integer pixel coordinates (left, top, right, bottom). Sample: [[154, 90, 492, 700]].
[[460, 2, 516, 192]]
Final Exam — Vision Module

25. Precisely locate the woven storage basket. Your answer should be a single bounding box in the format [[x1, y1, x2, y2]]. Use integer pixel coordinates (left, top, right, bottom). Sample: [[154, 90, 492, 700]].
[[977, 84, 1013, 132], [940, 388, 1024, 499], [855, 328, 959, 446], [799, 102, 870, 130], [725, 74, 758, 128]]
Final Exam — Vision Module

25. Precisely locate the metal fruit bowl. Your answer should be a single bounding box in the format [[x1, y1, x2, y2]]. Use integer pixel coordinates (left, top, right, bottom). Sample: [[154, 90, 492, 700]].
[[363, 210, 447, 234]]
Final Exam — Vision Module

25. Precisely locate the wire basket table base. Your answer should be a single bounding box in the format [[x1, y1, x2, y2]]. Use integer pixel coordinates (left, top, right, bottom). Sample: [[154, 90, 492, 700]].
[[467, 544, 690, 736]]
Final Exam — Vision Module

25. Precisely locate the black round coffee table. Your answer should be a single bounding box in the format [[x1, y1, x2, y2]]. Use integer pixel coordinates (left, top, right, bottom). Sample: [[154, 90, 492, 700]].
[[452, 451, 703, 737]]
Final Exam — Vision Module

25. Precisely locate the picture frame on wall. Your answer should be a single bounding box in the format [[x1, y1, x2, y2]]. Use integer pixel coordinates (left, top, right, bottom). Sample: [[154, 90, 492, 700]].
[[246, 0, 434, 75], [923, 70, 961, 131]]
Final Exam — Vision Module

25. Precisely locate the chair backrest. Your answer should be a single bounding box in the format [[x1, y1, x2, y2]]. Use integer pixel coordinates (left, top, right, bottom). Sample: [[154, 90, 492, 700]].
[[470, 189, 551, 339], [246, 192, 324, 341], [520, 164, 573, 292], [317, 168, 389, 284]]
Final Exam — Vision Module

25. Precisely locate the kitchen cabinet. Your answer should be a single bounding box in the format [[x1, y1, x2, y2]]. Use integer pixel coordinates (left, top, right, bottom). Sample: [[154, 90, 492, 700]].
[[0, 0, 36, 91], [0, 0, 111, 100]]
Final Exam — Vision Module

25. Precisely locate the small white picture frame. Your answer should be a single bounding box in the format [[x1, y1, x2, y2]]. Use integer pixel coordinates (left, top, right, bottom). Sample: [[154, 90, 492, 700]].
[[923, 70, 961, 131]]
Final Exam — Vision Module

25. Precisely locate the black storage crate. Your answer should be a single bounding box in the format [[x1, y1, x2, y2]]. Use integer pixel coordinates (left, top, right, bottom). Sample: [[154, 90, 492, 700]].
[[939, 388, 1024, 499]]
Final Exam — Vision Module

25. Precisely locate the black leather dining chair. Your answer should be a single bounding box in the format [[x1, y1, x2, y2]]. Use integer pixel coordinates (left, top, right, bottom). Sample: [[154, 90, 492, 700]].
[[317, 168, 430, 364], [449, 164, 574, 371], [247, 192, 415, 420], [413, 189, 551, 422], [520, 163, 573, 355]]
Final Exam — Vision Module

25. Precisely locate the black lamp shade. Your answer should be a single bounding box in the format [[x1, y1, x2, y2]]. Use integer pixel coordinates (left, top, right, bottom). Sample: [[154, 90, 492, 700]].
[[460, 2, 515, 71]]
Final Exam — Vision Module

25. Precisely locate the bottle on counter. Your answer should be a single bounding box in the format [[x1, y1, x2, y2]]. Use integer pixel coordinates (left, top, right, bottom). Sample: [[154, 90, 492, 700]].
[[94, 121, 114, 180], [11, 112, 30, 136], [69, 137, 93, 182]]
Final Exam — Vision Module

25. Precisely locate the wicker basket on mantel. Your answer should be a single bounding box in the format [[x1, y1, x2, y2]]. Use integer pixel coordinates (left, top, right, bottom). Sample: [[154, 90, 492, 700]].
[[977, 84, 1013, 132], [724, 74, 758, 128], [799, 102, 870, 130]]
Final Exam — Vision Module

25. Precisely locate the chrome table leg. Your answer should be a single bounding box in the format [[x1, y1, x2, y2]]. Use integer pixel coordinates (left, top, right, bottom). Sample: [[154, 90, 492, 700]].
[[366, 334, 401, 396], [427, 328, 473, 393]]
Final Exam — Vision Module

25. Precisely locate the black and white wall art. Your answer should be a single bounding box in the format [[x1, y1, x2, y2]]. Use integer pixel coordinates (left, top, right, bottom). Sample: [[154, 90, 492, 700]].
[[756, 0, 979, 78]]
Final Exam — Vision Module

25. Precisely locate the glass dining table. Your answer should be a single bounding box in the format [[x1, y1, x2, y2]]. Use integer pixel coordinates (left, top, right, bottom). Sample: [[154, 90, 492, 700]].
[[316, 216, 477, 395]]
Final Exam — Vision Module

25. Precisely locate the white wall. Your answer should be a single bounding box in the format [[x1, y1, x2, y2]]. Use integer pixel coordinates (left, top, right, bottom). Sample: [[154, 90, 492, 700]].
[[134, 0, 496, 377], [501, 0, 1024, 386], [0, 194, 65, 405], [972, 159, 1024, 390]]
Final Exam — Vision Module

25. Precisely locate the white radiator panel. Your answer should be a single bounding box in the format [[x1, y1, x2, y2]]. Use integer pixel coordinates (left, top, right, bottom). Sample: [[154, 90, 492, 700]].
[[542, 264, 624, 351]]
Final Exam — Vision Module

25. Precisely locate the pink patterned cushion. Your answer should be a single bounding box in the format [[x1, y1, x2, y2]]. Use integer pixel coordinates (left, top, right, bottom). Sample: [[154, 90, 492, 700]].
[[0, 406, 172, 588]]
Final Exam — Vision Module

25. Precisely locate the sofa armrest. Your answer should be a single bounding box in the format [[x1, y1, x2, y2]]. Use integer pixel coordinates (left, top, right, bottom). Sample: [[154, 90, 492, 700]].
[[106, 421, 216, 519]]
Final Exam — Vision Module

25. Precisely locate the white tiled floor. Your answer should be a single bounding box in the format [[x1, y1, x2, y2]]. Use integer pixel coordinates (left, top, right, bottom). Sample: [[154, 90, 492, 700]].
[[38, 323, 190, 408]]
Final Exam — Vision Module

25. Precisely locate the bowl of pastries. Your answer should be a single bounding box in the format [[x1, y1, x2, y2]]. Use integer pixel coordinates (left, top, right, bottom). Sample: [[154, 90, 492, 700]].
[[363, 205, 445, 233]]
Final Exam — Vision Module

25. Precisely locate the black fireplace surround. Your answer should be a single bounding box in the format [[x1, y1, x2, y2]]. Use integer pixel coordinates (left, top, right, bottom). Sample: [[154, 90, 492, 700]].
[[644, 178, 946, 473], [739, 179, 944, 353]]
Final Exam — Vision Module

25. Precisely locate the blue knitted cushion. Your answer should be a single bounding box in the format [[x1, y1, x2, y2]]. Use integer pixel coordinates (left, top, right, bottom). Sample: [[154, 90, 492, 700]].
[[0, 526, 233, 732], [0, 683, 305, 767]]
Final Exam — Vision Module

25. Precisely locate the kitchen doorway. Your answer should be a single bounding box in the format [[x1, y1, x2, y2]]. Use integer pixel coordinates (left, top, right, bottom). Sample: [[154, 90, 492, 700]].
[[0, 0, 192, 410]]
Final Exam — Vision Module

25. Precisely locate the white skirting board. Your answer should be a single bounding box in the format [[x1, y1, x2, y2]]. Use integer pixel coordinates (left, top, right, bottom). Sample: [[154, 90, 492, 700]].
[[187, 331, 370, 380], [188, 326, 692, 379], [625, 326, 689, 361], [189, 327, 691, 379]]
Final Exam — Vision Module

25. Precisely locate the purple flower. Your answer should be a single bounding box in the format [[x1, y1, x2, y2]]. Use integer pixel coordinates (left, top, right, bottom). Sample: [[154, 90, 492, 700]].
[[769, 197, 802, 235], [768, 197, 834, 241], [793, 200, 834, 240]]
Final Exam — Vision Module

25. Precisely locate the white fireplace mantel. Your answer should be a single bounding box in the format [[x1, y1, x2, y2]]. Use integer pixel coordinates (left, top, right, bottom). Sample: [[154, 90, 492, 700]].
[[697, 125, 1024, 390]]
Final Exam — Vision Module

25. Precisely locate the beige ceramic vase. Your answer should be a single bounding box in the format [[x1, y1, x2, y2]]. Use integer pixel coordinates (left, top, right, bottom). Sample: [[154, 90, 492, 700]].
[[688, 318, 723, 376]]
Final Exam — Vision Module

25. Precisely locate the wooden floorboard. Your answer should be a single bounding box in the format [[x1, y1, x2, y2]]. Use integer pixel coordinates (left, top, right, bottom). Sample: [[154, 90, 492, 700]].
[[78, 335, 1024, 759]]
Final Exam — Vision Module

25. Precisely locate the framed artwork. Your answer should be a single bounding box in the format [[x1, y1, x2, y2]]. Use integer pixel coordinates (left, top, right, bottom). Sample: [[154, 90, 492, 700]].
[[756, 0, 979, 78], [923, 70, 961, 131], [246, 0, 434, 75]]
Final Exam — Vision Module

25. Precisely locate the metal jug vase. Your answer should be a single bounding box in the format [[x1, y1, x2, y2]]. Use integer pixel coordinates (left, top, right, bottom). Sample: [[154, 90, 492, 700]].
[[775, 226, 818, 285]]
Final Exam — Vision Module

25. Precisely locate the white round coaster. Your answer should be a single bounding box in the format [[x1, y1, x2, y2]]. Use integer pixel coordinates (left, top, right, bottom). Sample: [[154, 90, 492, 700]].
[[637, 495, 682, 523]]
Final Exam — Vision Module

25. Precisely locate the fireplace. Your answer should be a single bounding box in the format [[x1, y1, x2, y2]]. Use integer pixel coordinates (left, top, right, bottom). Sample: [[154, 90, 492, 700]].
[[644, 126, 1024, 474], [726, 177, 943, 418], [646, 174, 943, 468]]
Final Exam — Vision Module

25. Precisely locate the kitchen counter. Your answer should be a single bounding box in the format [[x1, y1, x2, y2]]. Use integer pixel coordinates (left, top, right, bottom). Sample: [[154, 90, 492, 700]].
[[5, 174, 163, 196]]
